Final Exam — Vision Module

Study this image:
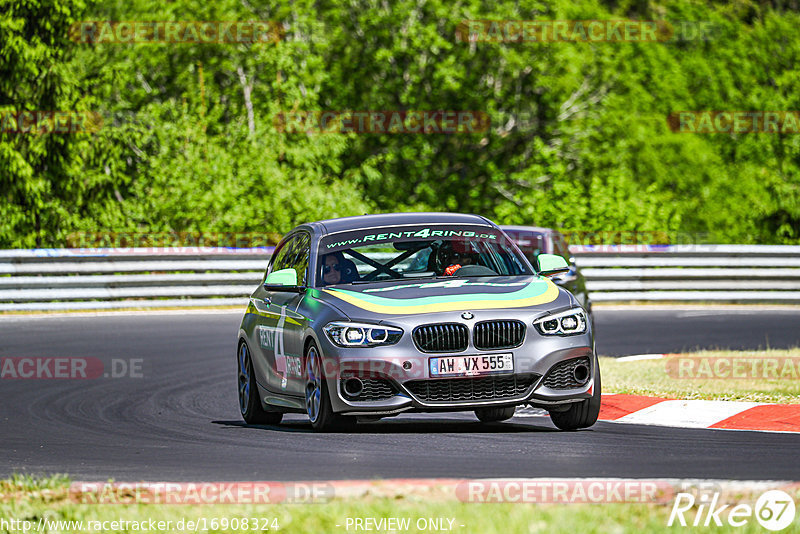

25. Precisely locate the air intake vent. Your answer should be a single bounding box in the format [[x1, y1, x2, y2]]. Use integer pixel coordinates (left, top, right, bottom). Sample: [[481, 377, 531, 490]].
[[339, 377, 397, 401], [412, 323, 469, 353], [543, 357, 591, 390], [474, 320, 526, 350], [405, 374, 538, 403]]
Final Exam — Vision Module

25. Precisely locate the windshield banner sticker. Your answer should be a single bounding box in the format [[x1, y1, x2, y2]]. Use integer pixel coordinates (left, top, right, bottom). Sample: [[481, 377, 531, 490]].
[[322, 225, 500, 252]]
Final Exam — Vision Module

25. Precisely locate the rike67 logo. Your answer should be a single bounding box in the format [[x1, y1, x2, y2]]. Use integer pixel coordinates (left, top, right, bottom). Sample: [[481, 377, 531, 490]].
[[668, 489, 796, 531]]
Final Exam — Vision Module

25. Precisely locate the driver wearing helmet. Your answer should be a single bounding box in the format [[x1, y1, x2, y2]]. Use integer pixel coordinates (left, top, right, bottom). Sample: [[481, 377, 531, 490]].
[[441, 240, 480, 276]]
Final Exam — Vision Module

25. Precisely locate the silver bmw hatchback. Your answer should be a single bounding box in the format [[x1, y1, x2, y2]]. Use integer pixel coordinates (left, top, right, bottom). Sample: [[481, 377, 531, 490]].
[[237, 213, 600, 431]]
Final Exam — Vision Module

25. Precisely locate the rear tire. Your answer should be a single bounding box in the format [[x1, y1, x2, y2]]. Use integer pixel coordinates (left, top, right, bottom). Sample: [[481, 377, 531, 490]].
[[475, 406, 516, 423], [549, 361, 601, 431], [305, 341, 356, 432], [238, 342, 283, 425]]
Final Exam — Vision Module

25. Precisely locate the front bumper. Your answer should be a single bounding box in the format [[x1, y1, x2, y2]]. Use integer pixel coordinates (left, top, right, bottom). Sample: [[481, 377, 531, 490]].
[[317, 323, 596, 415]]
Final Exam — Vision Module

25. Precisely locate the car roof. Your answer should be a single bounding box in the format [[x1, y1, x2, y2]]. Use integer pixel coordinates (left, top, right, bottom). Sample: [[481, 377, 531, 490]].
[[307, 212, 495, 235]]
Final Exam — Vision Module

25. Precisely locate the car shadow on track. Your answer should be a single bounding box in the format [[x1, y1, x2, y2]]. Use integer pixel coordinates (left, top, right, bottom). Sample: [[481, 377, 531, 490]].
[[212, 416, 563, 434]]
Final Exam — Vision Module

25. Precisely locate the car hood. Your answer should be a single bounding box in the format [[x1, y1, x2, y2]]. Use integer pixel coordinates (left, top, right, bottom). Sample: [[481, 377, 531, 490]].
[[314, 276, 565, 319]]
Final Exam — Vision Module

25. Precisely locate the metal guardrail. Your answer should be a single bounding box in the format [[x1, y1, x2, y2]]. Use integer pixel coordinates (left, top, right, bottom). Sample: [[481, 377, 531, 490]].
[[572, 244, 800, 302], [0, 248, 269, 311], [0, 245, 799, 310]]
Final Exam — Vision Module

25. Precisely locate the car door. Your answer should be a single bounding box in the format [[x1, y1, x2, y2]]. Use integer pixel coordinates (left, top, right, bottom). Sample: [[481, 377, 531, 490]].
[[253, 233, 309, 395], [269, 232, 310, 396]]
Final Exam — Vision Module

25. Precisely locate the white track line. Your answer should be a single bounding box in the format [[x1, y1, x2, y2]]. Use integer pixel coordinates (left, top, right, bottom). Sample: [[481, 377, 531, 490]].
[[615, 354, 665, 362]]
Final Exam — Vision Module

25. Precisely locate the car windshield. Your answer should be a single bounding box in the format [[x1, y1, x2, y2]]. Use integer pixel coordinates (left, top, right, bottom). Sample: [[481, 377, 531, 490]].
[[316, 224, 532, 286], [503, 230, 548, 266]]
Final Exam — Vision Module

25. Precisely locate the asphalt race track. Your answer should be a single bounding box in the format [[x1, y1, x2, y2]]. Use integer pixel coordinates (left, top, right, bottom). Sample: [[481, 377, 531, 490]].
[[1, 308, 799, 481], [595, 307, 800, 356]]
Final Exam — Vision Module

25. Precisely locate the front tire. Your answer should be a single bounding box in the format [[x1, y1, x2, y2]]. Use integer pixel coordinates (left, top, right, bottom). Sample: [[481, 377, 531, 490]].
[[238, 342, 282, 425], [304, 341, 355, 432], [475, 406, 516, 422], [549, 363, 601, 431]]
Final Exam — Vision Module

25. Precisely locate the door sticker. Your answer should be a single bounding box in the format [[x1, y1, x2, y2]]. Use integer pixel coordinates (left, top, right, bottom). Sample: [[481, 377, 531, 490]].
[[257, 306, 302, 389]]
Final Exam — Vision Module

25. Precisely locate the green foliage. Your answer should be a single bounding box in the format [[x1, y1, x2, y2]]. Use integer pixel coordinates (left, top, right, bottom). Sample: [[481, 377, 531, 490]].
[[1, 0, 90, 247], [1, 0, 799, 246]]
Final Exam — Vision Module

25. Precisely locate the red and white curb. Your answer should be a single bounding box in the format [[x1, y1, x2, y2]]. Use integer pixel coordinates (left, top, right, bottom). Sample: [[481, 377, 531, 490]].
[[601, 394, 800, 433], [518, 394, 800, 433], [517, 352, 800, 433]]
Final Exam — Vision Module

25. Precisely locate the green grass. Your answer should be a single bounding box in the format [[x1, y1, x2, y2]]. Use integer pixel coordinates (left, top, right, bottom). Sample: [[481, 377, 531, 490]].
[[601, 349, 800, 403], [2, 476, 799, 533]]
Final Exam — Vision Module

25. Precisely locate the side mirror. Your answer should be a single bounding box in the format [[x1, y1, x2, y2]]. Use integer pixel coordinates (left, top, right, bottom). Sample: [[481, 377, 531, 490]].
[[537, 253, 570, 277], [263, 268, 303, 291]]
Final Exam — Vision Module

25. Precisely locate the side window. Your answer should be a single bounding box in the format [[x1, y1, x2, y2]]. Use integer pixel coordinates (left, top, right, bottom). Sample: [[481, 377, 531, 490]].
[[288, 233, 310, 286], [266, 234, 309, 285], [269, 236, 297, 277]]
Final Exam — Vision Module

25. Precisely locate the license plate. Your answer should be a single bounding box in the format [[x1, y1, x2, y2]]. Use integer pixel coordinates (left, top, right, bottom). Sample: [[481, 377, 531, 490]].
[[429, 353, 514, 378]]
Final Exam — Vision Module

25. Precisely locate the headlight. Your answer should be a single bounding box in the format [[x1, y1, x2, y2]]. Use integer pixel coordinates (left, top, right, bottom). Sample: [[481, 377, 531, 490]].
[[323, 322, 403, 347], [533, 308, 587, 336]]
